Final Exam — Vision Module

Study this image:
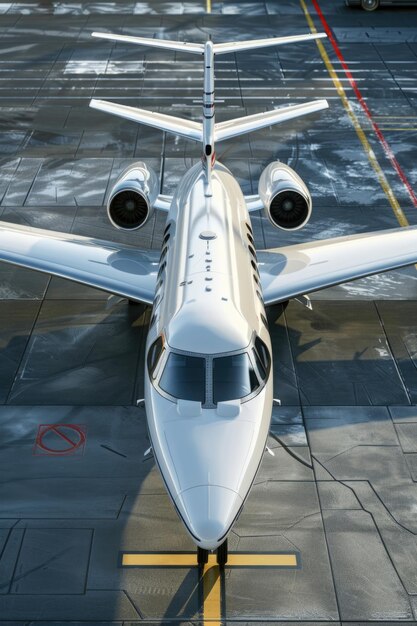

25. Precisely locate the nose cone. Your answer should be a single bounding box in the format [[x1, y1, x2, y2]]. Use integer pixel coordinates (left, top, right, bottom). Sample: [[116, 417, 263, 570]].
[[176, 485, 243, 550]]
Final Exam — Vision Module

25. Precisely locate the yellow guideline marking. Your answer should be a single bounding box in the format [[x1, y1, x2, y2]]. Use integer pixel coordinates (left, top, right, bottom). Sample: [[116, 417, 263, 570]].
[[122, 553, 198, 566], [227, 553, 298, 566], [121, 552, 298, 624], [203, 555, 221, 626], [206, 0, 211, 13], [378, 128, 417, 132], [300, 0, 410, 229]]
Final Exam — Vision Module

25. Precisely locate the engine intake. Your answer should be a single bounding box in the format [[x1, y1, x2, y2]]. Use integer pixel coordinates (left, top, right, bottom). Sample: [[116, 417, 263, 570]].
[[107, 162, 158, 231], [259, 162, 312, 231]]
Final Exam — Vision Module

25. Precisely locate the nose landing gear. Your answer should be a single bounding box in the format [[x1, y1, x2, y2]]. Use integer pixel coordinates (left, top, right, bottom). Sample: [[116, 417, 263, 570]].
[[197, 539, 228, 567], [197, 546, 209, 565], [216, 539, 228, 567]]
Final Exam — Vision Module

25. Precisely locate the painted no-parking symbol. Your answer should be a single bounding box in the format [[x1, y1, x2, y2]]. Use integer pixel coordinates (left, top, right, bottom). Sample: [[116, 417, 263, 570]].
[[34, 424, 87, 456]]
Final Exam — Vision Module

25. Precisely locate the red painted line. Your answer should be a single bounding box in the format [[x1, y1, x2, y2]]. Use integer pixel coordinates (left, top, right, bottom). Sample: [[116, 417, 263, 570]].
[[311, 0, 417, 210]]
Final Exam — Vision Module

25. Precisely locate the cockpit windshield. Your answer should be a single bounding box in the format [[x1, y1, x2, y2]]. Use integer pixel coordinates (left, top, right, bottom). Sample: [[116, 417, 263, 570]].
[[159, 352, 206, 402], [213, 353, 258, 403], [149, 335, 270, 406]]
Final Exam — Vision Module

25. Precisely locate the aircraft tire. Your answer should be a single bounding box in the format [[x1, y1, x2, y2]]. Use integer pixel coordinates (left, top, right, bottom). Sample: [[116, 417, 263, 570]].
[[216, 539, 228, 567], [197, 546, 209, 565]]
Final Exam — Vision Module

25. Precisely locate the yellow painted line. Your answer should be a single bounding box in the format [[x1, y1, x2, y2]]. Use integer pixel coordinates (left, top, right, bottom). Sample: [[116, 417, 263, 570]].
[[378, 128, 417, 132], [122, 552, 299, 624], [122, 552, 298, 567], [227, 553, 298, 566], [203, 555, 221, 625], [373, 116, 417, 119], [300, 0, 410, 229], [122, 553, 197, 566], [206, 0, 211, 13]]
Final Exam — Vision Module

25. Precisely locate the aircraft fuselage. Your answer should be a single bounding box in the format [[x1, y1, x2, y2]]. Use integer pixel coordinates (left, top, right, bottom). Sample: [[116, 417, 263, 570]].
[[144, 162, 273, 549]]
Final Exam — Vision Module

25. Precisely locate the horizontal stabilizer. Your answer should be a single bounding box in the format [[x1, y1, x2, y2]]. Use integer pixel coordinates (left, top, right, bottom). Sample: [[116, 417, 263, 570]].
[[90, 99, 203, 142], [92, 32, 204, 54], [214, 100, 329, 142], [213, 33, 327, 55], [91, 32, 327, 56]]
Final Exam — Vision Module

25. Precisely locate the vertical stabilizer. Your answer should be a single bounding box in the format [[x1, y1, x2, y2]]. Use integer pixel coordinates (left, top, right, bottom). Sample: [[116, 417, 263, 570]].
[[203, 41, 215, 196]]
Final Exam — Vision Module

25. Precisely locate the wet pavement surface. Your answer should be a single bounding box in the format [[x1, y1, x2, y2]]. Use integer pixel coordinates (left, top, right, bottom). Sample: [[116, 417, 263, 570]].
[[1, 0, 417, 623]]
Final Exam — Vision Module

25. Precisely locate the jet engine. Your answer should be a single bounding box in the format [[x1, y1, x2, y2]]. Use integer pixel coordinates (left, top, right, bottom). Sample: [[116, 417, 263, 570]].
[[258, 162, 312, 231], [107, 162, 158, 230]]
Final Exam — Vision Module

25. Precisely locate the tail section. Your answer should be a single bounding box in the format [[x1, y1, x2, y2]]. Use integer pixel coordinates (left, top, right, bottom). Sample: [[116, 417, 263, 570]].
[[90, 31, 328, 195]]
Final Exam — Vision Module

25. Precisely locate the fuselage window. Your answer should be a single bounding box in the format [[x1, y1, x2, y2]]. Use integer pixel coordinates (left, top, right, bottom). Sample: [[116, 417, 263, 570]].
[[160, 353, 206, 403], [253, 273, 260, 285], [248, 244, 257, 260], [160, 246, 168, 263], [261, 313, 268, 329], [164, 223, 171, 236], [247, 233, 254, 246], [253, 348, 266, 381], [163, 233, 170, 245], [147, 336, 164, 378], [254, 336, 271, 377], [157, 261, 166, 278], [213, 353, 258, 404], [246, 222, 253, 235], [251, 259, 258, 274]]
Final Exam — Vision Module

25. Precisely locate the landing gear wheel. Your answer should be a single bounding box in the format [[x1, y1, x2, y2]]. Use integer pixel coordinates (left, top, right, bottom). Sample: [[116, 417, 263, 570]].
[[216, 539, 228, 567], [361, 0, 379, 10], [197, 546, 209, 566]]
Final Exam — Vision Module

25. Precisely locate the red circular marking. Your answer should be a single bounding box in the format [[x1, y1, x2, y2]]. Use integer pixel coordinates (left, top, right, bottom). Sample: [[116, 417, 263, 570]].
[[37, 424, 86, 455]]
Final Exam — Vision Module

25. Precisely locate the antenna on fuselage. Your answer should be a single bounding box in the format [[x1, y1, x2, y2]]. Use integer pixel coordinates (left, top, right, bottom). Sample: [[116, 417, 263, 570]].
[[89, 31, 329, 197]]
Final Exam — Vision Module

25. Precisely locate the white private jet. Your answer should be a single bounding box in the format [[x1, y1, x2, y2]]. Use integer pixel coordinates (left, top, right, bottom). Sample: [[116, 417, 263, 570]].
[[2, 32, 417, 566]]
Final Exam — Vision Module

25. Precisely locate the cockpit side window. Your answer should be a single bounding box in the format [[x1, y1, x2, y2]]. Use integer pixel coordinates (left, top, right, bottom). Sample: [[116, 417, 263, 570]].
[[213, 353, 258, 404], [159, 353, 206, 403], [147, 336, 164, 379], [254, 336, 271, 378]]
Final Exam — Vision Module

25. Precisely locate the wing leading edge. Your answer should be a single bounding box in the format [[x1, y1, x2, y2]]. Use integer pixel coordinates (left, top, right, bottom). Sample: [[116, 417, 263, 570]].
[[0, 222, 159, 304], [259, 227, 417, 305]]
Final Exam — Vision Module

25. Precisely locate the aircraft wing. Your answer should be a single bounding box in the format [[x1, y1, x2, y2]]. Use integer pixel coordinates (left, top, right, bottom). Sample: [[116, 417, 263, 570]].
[[258, 227, 417, 305], [0, 222, 159, 304]]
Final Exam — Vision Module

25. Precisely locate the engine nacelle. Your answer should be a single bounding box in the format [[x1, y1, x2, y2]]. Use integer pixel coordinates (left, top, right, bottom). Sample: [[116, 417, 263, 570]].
[[107, 162, 158, 231], [258, 162, 312, 231]]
